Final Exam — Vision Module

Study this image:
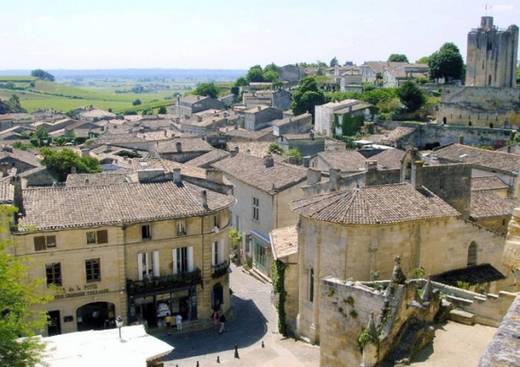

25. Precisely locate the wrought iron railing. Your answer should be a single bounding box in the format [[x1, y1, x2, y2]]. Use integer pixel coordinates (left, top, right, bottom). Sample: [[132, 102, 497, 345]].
[[126, 268, 202, 296], [212, 260, 230, 279]]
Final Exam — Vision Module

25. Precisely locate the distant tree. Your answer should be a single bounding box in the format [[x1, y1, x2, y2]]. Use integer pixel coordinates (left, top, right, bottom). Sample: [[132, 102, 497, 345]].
[[416, 56, 430, 65], [193, 82, 220, 99], [398, 80, 425, 112], [6, 95, 26, 113], [0, 100, 9, 114], [428, 43, 464, 82], [132, 98, 142, 106], [0, 204, 51, 367], [158, 106, 167, 114], [246, 65, 265, 83], [267, 143, 284, 155], [30, 127, 51, 147], [291, 77, 326, 117], [30, 69, 55, 81], [235, 77, 248, 87], [263, 63, 280, 81], [287, 147, 302, 162], [330, 57, 339, 67], [40, 148, 101, 182], [387, 54, 409, 62]]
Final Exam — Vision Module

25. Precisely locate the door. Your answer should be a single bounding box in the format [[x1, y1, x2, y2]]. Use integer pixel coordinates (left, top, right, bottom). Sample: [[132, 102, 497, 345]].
[[47, 310, 61, 336]]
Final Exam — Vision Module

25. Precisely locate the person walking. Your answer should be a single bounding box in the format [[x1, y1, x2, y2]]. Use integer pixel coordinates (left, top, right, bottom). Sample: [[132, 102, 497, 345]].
[[218, 313, 226, 334], [212, 310, 219, 331], [175, 314, 183, 332]]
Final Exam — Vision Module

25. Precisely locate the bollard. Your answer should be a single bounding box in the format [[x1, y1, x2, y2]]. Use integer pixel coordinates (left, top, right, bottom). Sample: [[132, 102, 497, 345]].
[[196, 361, 199, 367], [234, 344, 239, 359], [217, 355, 220, 363], [261, 340, 264, 348]]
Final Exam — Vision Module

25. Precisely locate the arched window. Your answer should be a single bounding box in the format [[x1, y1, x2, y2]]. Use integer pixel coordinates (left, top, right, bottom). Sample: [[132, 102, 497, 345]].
[[467, 242, 477, 267]]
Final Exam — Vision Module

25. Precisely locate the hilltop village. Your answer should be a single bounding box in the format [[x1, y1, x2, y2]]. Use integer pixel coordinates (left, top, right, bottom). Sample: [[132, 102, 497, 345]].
[[0, 16, 519, 367]]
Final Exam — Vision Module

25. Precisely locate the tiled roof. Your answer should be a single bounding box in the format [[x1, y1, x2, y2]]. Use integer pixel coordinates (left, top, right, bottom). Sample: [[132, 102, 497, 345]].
[[271, 113, 311, 127], [66, 172, 130, 187], [433, 144, 520, 174], [471, 176, 509, 191], [371, 149, 406, 170], [226, 142, 284, 161], [221, 127, 273, 140], [0, 178, 14, 203], [0, 147, 41, 168], [213, 153, 306, 194], [469, 190, 515, 219], [365, 127, 415, 145], [157, 138, 213, 154], [317, 150, 367, 172], [184, 149, 230, 168], [292, 183, 460, 225], [19, 181, 234, 231], [270, 225, 298, 260]]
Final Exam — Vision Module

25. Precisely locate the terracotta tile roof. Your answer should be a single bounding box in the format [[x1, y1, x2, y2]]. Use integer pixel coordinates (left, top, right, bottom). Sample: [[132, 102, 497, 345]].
[[0, 147, 41, 168], [66, 172, 130, 187], [317, 150, 367, 172], [433, 144, 520, 174], [365, 127, 415, 145], [370, 149, 406, 170], [270, 225, 298, 260], [226, 142, 284, 161], [184, 149, 230, 168], [291, 183, 459, 225], [469, 191, 515, 219], [213, 153, 306, 194], [0, 178, 14, 203], [471, 176, 509, 191], [128, 159, 208, 180], [157, 138, 213, 154], [19, 181, 234, 231]]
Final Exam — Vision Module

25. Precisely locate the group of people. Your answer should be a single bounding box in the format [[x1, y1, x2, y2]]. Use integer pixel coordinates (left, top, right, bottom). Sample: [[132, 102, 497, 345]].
[[212, 310, 227, 334]]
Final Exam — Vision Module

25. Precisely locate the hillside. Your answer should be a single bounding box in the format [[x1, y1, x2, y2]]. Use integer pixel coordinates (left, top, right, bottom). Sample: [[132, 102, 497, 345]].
[[0, 77, 176, 113]]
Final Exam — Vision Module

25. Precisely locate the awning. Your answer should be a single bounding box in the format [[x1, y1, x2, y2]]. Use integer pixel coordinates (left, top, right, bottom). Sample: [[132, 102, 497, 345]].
[[431, 263, 506, 286]]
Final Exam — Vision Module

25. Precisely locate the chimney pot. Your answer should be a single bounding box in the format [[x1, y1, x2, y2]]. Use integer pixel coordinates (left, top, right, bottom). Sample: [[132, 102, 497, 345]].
[[173, 168, 182, 184], [176, 141, 182, 152], [201, 190, 208, 208], [263, 154, 274, 168]]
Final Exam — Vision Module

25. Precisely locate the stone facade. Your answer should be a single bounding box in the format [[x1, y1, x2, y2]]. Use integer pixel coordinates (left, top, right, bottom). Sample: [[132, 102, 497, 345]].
[[466, 16, 518, 88], [243, 106, 283, 131]]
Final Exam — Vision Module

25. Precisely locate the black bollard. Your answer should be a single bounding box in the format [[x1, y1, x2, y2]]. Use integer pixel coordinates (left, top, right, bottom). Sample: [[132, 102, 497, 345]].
[[217, 355, 220, 363], [234, 344, 239, 359], [196, 361, 199, 367], [261, 340, 264, 348]]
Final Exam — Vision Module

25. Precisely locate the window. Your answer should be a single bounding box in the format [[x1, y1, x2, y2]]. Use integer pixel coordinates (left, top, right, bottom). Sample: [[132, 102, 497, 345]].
[[309, 268, 314, 303], [86, 230, 108, 245], [172, 246, 193, 274], [235, 215, 240, 231], [137, 251, 159, 280], [213, 213, 220, 229], [85, 258, 101, 282], [467, 242, 478, 267], [34, 235, 56, 251], [46, 263, 62, 286], [141, 225, 152, 240], [176, 219, 187, 236], [252, 197, 259, 221], [212, 241, 225, 266]]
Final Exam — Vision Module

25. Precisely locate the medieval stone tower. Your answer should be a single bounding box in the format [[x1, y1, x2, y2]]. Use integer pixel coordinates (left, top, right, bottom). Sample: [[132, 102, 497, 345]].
[[465, 16, 518, 88]]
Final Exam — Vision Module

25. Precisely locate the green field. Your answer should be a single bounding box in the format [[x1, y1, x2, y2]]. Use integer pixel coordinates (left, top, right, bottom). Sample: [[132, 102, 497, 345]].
[[0, 78, 177, 113]]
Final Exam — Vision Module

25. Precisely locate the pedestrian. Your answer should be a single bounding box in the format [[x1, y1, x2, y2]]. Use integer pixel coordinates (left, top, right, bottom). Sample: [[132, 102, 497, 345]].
[[219, 313, 226, 334], [212, 310, 219, 330], [165, 314, 173, 328], [175, 314, 183, 332]]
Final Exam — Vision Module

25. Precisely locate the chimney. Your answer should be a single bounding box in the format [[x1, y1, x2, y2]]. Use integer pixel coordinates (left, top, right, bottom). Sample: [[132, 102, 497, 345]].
[[176, 141, 182, 152], [13, 175, 24, 218], [201, 190, 208, 209], [306, 168, 321, 185], [329, 168, 340, 191], [257, 106, 261, 111], [411, 160, 424, 188], [309, 131, 315, 140], [365, 160, 378, 172], [206, 168, 224, 184], [230, 146, 239, 157], [458, 136, 464, 145], [197, 115, 203, 122], [263, 154, 274, 168], [80, 148, 90, 157], [173, 168, 182, 184]]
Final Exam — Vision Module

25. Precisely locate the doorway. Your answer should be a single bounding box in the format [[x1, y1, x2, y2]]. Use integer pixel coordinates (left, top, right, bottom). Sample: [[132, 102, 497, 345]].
[[76, 302, 115, 331], [47, 310, 61, 336], [212, 283, 224, 311]]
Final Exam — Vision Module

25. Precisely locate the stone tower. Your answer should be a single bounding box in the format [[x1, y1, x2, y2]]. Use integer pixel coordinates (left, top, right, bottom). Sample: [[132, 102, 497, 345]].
[[465, 16, 518, 88]]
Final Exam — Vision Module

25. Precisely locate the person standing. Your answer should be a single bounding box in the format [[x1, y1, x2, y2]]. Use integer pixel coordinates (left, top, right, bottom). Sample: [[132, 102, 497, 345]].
[[176, 314, 183, 332], [219, 313, 226, 334]]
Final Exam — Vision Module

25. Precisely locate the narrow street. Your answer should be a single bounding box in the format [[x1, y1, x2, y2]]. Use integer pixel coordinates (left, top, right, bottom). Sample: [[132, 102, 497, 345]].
[[159, 265, 319, 366]]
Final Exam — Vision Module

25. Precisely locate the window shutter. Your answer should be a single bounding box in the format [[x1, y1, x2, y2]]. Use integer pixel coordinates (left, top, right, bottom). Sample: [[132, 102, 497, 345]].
[[97, 230, 108, 244], [219, 241, 225, 264], [145, 252, 151, 275], [187, 246, 194, 272], [152, 251, 160, 277], [211, 242, 216, 266], [137, 253, 144, 280], [172, 249, 178, 274], [34, 236, 46, 251]]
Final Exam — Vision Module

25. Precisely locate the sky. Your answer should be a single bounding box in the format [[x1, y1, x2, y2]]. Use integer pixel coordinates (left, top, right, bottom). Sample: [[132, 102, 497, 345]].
[[0, 0, 518, 70]]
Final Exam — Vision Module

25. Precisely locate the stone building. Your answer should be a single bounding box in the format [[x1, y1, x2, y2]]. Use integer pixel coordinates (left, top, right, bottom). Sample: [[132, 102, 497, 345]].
[[314, 99, 371, 137], [156, 138, 214, 163], [175, 95, 225, 118], [243, 105, 283, 131], [213, 153, 307, 278], [291, 182, 506, 343], [12, 170, 233, 335], [271, 113, 313, 137], [465, 16, 518, 88]]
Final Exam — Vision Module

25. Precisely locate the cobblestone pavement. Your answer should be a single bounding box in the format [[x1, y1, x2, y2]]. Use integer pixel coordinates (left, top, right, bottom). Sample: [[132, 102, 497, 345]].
[[159, 265, 319, 367]]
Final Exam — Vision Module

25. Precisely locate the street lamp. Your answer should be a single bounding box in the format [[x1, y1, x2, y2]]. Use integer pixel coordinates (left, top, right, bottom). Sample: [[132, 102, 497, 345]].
[[115, 316, 123, 341]]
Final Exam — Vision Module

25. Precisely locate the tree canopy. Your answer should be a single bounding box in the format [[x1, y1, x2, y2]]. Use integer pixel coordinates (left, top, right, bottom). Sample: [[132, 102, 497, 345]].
[[40, 148, 101, 182], [0, 95, 26, 114], [193, 82, 220, 99], [245, 64, 280, 83], [0, 205, 51, 367], [398, 80, 425, 112], [330, 57, 339, 67], [30, 69, 55, 82], [428, 43, 464, 81], [388, 54, 409, 63], [416, 56, 430, 65], [291, 77, 326, 116]]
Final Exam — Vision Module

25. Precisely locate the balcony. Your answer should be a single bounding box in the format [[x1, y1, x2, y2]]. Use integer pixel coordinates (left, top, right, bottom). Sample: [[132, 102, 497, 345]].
[[126, 268, 202, 297], [212, 260, 230, 279]]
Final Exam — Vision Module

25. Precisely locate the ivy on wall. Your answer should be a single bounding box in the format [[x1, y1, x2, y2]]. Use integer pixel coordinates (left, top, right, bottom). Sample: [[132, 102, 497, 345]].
[[272, 259, 287, 336]]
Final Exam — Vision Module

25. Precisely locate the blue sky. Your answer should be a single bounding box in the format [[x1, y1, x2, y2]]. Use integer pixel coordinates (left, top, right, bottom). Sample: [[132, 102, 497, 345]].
[[0, 0, 518, 70]]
